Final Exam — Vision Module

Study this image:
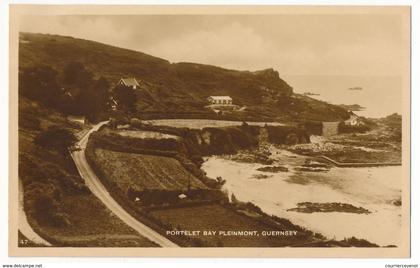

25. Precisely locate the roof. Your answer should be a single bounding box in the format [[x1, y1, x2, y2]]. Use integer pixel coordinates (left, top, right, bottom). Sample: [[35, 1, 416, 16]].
[[119, 78, 140, 87], [208, 96, 232, 100]]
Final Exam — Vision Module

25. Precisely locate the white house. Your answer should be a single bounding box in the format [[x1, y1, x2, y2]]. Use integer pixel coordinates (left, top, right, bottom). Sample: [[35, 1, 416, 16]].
[[117, 77, 140, 89], [345, 113, 364, 126], [207, 96, 233, 105]]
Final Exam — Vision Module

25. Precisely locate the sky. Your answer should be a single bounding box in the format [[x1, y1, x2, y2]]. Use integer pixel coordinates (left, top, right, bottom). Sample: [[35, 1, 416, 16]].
[[19, 14, 407, 117]]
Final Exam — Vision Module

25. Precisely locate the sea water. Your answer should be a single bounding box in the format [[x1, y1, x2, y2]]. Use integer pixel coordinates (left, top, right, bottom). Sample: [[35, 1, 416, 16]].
[[202, 150, 402, 246]]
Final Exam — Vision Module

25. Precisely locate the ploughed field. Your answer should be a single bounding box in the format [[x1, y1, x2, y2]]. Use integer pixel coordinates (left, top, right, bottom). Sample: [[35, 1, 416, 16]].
[[92, 148, 207, 193], [143, 119, 285, 129]]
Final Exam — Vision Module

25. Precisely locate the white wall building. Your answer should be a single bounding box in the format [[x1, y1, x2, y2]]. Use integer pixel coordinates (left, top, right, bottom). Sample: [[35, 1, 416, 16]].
[[207, 96, 233, 105]]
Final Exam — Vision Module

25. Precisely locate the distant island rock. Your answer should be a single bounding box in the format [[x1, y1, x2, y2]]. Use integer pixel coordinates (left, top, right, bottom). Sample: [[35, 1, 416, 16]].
[[303, 92, 320, 96], [339, 104, 366, 111]]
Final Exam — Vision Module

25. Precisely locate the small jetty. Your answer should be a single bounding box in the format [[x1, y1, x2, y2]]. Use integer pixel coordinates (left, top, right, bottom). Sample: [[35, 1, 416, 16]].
[[319, 155, 401, 167]]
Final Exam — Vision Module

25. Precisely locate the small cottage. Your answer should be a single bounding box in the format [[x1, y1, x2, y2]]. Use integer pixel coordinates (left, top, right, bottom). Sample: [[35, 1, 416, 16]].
[[117, 77, 140, 89], [207, 96, 233, 105], [345, 113, 364, 126]]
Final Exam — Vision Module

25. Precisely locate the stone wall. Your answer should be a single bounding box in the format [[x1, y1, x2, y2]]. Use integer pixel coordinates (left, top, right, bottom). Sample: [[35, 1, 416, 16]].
[[322, 122, 340, 137]]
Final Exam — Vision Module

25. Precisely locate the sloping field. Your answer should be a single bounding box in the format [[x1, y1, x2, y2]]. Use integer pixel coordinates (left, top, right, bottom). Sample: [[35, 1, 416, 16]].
[[92, 148, 207, 193], [37, 195, 158, 247]]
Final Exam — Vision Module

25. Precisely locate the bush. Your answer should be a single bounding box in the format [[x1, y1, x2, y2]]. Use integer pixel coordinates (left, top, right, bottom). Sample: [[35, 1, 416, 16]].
[[19, 65, 63, 109], [40, 163, 67, 181], [90, 132, 180, 156], [58, 175, 89, 195], [34, 126, 76, 152], [19, 154, 48, 184], [337, 122, 370, 134], [50, 212, 71, 227], [128, 188, 228, 206], [299, 121, 323, 136], [19, 113, 41, 130], [200, 126, 259, 155], [266, 126, 309, 145], [130, 118, 143, 128], [33, 193, 57, 214]]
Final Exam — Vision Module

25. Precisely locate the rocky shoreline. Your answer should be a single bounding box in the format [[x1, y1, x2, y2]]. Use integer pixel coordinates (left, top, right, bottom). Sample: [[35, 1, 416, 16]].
[[287, 202, 371, 214]]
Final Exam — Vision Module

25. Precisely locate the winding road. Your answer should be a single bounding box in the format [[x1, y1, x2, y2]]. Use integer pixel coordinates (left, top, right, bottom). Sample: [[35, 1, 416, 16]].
[[70, 121, 179, 247]]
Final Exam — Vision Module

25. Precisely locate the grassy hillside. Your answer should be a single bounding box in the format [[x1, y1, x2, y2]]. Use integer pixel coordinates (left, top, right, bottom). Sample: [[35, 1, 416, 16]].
[[19, 32, 350, 122], [18, 97, 157, 247]]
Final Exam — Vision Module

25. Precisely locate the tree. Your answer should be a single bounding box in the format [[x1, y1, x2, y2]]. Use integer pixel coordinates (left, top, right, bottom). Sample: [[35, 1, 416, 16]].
[[19, 65, 63, 108], [62, 63, 112, 120], [75, 76, 111, 120], [34, 126, 77, 153], [90, 77, 110, 117], [63, 61, 93, 88], [113, 84, 137, 113]]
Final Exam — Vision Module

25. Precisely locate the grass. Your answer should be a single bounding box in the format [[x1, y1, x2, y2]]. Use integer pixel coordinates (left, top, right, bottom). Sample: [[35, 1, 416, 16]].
[[92, 148, 207, 193], [30, 195, 158, 247]]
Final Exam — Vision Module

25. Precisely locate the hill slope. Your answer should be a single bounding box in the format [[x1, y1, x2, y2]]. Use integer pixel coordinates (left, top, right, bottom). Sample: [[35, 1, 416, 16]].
[[19, 32, 350, 122]]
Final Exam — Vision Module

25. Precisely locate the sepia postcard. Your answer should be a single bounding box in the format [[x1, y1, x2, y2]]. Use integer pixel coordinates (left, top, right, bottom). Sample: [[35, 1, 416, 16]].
[[9, 5, 411, 257]]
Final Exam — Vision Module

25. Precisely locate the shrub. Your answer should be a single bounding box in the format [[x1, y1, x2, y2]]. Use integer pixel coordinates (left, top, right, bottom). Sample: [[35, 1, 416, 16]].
[[34, 126, 76, 152], [337, 122, 370, 134], [266, 126, 309, 145], [299, 121, 323, 136], [19, 154, 47, 184], [50, 212, 71, 227], [33, 193, 57, 214], [40, 163, 67, 181], [90, 132, 180, 156], [58, 175, 89, 195], [19, 113, 41, 130], [199, 126, 259, 155], [130, 118, 143, 128], [128, 188, 228, 206]]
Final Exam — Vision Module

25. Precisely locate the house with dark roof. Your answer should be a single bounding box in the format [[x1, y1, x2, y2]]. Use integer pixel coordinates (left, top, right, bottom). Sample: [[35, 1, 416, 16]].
[[117, 77, 140, 89]]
